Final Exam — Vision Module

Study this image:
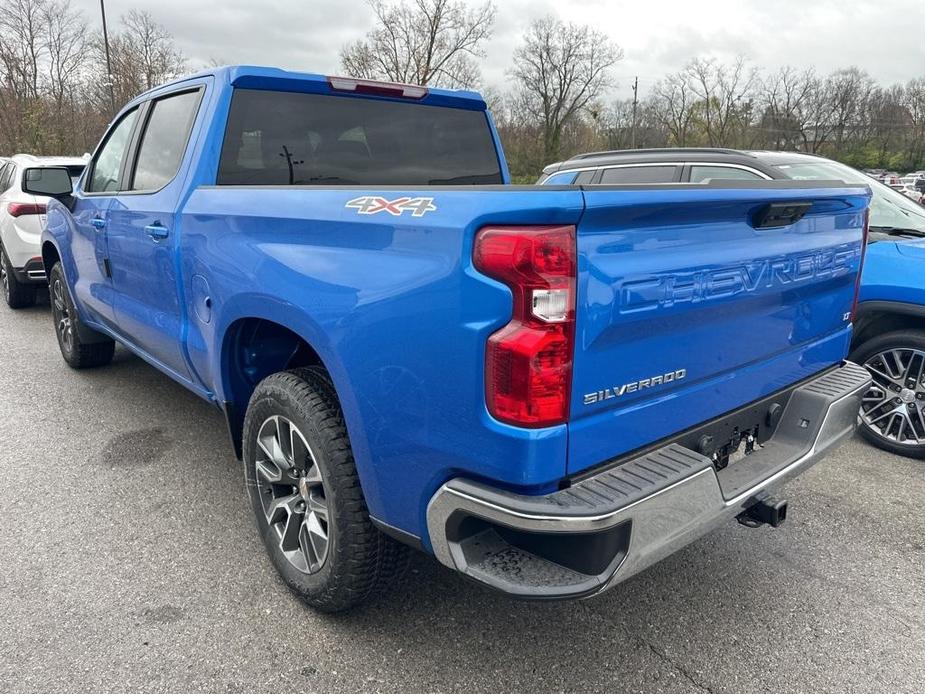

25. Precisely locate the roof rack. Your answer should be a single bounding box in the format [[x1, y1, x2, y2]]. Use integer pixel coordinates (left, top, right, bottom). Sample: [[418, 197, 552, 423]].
[[566, 147, 751, 161]]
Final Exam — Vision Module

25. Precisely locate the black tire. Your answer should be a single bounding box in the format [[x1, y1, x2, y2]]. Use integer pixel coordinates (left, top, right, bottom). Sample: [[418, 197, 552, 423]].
[[243, 367, 410, 612], [49, 262, 115, 369], [0, 245, 37, 309], [850, 328, 925, 459]]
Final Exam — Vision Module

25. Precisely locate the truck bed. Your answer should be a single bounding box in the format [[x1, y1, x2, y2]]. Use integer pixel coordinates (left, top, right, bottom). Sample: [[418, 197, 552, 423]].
[[179, 180, 869, 539]]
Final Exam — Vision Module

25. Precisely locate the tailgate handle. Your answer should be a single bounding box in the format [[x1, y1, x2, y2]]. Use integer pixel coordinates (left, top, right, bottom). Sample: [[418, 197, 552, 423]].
[[751, 202, 812, 229]]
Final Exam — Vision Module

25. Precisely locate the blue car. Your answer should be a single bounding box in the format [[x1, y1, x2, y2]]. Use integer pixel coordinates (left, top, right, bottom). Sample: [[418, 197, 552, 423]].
[[542, 148, 925, 459]]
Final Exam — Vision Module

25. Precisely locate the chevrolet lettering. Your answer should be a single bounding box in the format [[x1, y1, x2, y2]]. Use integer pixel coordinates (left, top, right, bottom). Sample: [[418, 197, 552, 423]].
[[618, 244, 858, 314]]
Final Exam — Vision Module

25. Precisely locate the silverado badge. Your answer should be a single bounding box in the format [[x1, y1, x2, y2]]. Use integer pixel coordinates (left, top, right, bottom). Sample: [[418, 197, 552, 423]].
[[583, 369, 687, 405]]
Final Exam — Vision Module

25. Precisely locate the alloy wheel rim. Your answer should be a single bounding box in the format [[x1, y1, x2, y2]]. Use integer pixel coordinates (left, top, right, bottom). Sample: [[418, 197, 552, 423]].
[[51, 278, 74, 353], [861, 348, 925, 446], [254, 415, 330, 574]]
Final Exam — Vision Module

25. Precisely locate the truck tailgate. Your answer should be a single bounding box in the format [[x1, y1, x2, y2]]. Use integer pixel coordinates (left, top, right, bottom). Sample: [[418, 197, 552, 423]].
[[568, 182, 870, 475]]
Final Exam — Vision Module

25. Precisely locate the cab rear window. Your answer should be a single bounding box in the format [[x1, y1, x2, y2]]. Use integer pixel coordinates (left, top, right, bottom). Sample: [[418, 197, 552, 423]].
[[217, 89, 503, 186]]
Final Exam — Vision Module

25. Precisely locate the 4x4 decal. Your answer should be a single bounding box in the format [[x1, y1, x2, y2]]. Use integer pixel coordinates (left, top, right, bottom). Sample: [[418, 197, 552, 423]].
[[345, 196, 437, 217]]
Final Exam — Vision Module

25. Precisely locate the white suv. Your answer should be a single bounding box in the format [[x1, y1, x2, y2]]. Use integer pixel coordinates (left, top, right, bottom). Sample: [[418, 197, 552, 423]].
[[0, 154, 87, 308]]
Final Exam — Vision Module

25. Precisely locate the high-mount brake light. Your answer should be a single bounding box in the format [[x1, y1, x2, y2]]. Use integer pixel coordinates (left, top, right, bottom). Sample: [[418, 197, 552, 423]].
[[7, 202, 46, 217], [327, 76, 428, 99], [473, 225, 577, 428], [850, 207, 870, 322]]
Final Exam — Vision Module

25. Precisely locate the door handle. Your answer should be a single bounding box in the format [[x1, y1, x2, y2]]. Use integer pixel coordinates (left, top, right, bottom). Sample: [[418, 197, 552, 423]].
[[144, 223, 169, 240], [90, 217, 106, 229]]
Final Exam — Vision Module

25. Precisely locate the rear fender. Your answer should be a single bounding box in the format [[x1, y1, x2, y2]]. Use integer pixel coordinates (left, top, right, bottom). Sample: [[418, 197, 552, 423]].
[[212, 298, 380, 505]]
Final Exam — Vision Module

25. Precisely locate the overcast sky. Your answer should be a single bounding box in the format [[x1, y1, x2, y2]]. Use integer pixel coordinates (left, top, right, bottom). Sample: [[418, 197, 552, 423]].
[[75, 0, 925, 100]]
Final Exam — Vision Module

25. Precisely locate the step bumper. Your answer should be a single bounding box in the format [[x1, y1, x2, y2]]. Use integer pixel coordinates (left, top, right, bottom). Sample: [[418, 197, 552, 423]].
[[425, 361, 871, 599]]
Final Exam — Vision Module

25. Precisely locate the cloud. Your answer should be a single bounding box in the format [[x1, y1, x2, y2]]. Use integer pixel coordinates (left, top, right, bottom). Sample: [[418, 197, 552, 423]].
[[77, 0, 925, 101]]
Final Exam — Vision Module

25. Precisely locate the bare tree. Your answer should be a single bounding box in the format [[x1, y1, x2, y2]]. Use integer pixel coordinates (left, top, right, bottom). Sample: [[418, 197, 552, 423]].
[[904, 78, 925, 165], [794, 76, 836, 153], [649, 72, 697, 146], [757, 66, 816, 150], [0, 0, 46, 100], [340, 0, 495, 88], [824, 68, 876, 155], [685, 57, 757, 147], [598, 100, 635, 150], [0, 5, 191, 156], [123, 9, 185, 93], [861, 84, 904, 164], [0, 0, 89, 153], [95, 9, 186, 108], [509, 16, 622, 163], [43, 1, 85, 102], [0, 0, 42, 151], [122, 10, 185, 91], [41, 0, 87, 151]]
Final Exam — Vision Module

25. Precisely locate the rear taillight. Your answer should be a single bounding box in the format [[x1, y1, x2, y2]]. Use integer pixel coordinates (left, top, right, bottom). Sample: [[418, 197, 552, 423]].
[[327, 76, 428, 99], [473, 225, 576, 427], [850, 208, 870, 322], [7, 202, 46, 217]]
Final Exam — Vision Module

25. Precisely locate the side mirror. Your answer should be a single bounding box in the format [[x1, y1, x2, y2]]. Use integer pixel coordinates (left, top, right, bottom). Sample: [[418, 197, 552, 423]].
[[22, 166, 73, 198]]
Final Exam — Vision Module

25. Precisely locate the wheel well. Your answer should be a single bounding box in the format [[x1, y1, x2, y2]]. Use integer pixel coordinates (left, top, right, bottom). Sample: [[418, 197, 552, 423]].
[[853, 309, 925, 350], [41, 242, 60, 273], [222, 318, 326, 458]]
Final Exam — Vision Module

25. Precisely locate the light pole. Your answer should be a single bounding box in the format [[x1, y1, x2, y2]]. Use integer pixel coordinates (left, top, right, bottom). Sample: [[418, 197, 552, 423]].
[[100, 0, 115, 115], [630, 76, 639, 149]]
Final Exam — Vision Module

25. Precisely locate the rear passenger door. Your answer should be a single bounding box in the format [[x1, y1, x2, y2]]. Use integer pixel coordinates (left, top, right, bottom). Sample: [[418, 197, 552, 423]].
[[105, 86, 204, 382]]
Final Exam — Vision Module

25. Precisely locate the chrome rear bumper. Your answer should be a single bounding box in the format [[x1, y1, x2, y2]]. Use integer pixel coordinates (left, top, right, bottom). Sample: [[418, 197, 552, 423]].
[[426, 361, 871, 599]]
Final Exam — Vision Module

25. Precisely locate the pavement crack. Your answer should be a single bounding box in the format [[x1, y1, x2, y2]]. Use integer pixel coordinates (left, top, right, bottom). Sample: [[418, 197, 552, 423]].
[[633, 629, 719, 694], [577, 602, 718, 693]]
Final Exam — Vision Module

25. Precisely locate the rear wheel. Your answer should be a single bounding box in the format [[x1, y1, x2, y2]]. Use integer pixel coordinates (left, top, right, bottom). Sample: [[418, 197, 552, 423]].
[[49, 262, 115, 369], [1, 245, 37, 309], [243, 367, 410, 612], [851, 329, 925, 459]]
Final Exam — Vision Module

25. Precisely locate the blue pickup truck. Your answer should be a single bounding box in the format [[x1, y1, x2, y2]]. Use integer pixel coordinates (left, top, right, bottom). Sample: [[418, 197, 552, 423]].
[[36, 66, 872, 611]]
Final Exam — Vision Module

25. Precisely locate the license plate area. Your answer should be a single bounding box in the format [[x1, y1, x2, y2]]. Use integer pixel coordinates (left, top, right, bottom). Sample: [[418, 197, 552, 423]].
[[668, 383, 803, 472], [714, 424, 762, 470]]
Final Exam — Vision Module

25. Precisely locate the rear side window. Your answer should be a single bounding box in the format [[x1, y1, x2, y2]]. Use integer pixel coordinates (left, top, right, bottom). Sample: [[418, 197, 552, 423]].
[[87, 108, 139, 193], [689, 165, 764, 183], [599, 166, 677, 184], [542, 171, 578, 185], [0, 163, 13, 193], [217, 89, 503, 186], [132, 90, 201, 191], [574, 171, 596, 185]]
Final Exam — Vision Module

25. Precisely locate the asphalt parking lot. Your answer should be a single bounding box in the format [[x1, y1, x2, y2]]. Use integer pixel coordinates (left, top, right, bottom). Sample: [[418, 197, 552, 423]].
[[1, 293, 923, 694]]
